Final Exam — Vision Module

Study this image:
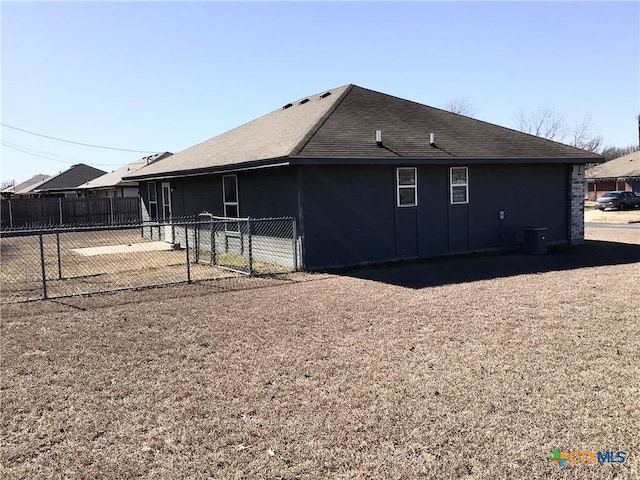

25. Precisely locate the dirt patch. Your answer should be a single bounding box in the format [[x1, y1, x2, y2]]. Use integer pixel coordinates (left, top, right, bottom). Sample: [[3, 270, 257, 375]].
[[1, 229, 638, 478], [70, 241, 173, 256]]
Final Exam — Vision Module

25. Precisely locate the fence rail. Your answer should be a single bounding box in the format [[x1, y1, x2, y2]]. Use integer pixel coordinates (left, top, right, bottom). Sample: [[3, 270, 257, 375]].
[[1, 216, 298, 302], [0, 196, 141, 228]]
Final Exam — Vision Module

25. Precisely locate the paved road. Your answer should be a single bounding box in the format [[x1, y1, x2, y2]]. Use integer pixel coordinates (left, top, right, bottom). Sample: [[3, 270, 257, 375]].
[[585, 222, 640, 229]]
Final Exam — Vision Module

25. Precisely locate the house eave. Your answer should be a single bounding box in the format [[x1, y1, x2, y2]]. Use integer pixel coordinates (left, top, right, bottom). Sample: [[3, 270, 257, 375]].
[[290, 156, 601, 166], [127, 158, 291, 181], [126, 154, 602, 181], [32, 187, 84, 193]]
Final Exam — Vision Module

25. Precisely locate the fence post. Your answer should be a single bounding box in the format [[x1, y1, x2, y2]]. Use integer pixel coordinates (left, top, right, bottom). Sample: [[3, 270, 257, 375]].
[[184, 224, 192, 283], [247, 218, 253, 275], [292, 218, 298, 271], [8, 200, 13, 228], [56, 232, 62, 280], [210, 219, 215, 266], [194, 220, 200, 264], [109, 197, 114, 224], [39, 233, 48, 300], [59, 198, 63, 225]]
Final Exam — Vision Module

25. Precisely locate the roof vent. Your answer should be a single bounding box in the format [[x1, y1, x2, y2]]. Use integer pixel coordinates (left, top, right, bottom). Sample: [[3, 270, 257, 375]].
[[319, 91, 331, 99], [282, 103, 293, 110], [429, 133, 435, 146], [376, 130, 383, 146], [299, 98, 309, 105]]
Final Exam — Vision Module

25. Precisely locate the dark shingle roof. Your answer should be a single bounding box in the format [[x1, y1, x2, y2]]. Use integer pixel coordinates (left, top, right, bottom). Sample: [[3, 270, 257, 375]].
[[129, 84, 603, 180], [35, 164, 107, 192]]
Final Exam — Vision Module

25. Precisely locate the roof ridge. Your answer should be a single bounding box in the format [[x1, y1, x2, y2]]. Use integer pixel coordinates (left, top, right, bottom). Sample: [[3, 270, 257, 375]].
[[290, 84, 354, 156]]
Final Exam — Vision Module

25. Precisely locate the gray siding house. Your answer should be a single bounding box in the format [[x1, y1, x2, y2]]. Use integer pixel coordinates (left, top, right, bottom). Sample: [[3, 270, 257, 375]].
[[76, 152, 173, 198], [33, 164, 106, 198], [127, 84, 603, 270]]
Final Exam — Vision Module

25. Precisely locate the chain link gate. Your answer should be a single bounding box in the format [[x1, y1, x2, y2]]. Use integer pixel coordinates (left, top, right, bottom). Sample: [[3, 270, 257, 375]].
[[192, 214, 297, 275]]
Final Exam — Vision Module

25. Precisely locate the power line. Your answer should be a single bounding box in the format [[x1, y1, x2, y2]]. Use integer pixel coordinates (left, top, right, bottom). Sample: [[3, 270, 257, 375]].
[[4, 141, 85, 163], [1, 123, 160, 153], [3, 142, 79, 164], [2, 142, 126, 166]]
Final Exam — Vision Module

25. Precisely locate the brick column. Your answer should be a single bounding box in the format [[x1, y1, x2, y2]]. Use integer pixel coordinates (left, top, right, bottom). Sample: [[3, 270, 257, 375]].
[[570, 164, 586, 245]]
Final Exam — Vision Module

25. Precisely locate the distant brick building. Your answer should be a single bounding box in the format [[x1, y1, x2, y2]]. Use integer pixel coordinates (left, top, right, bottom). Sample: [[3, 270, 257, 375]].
[[586, 151, 640, 200]]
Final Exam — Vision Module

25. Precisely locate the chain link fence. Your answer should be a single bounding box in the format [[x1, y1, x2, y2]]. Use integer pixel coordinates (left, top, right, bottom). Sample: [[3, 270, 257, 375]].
[[1, 216, 298, 302], [188, 214, 298, 275]]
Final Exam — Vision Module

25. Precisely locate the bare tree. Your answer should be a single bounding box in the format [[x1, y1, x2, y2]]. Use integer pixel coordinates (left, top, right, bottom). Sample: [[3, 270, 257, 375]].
[[515, 107, 567, 141], [444, 96, 476, 117], [515, 108, 604, 153], [600, 144, 639, 160], [569, 114, 603, 153]]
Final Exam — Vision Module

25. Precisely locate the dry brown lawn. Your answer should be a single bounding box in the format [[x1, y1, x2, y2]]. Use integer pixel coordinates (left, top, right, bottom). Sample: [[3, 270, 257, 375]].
[[1, 226, 639, 479]]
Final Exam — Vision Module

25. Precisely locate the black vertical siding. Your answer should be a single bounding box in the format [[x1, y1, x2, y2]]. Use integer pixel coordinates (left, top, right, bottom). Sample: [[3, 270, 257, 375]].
[[237, 167, 298, 218], [467, 164, 568, 249], [171, 176, 224, 218], [299, 163, 571, 269], [417, 166, 449, 256], [140, 162, 571, 268], [144, 167, 298, 220], [300, 165, 396, 269], [449, 206, 470, 253], [395, 208, 418, 257]]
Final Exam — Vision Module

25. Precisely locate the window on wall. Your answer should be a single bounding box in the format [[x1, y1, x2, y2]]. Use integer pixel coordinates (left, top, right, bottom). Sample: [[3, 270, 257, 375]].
[[223, 175, 239, 218], [148, 181, 158, 219], [397, 167, 417, 207], [450, 167, 469, 204], [161, 182, 172, 219]]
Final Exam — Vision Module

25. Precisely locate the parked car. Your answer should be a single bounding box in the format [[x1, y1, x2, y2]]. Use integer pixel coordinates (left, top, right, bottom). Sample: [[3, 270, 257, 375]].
[[595, 191, 640, 210]]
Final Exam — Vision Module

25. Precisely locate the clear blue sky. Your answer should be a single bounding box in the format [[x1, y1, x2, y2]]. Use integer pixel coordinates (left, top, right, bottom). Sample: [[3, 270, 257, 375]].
[[2, 1, 638, 183]]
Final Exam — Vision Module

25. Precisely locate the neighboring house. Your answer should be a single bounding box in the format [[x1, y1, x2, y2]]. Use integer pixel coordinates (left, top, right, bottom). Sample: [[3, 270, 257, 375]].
[[126, 84, 603, 270], [1, 174, 51, 198], [77, 152, 173, 198], [33, 164, 106, 198], [0, 184, 15, 198], [585, 150, 640, 200]]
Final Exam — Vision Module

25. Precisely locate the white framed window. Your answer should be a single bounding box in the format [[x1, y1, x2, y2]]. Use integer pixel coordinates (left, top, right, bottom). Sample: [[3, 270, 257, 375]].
[[148, 181, 158, 219], [222, 175, 239, 217], [161, 182, 172, 219], [222, 175, 240, 232], [397, 167, 417, 207], [450, 167, 469, 204]]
